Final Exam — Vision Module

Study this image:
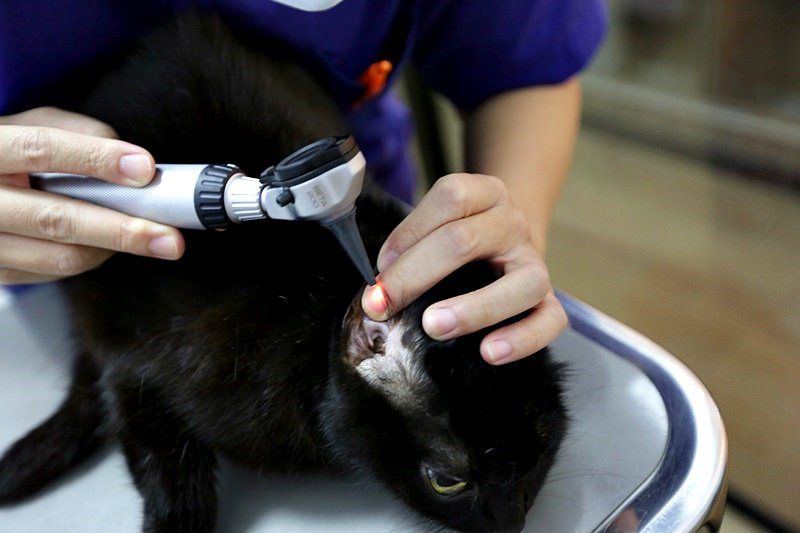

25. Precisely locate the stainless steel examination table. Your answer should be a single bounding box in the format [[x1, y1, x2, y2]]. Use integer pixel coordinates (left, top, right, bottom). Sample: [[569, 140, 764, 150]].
[[0, 284, 727, 532]]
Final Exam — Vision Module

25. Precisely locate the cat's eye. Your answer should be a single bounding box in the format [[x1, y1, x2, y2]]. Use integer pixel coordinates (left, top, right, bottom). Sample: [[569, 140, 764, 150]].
[[425, 467, 468, 496]]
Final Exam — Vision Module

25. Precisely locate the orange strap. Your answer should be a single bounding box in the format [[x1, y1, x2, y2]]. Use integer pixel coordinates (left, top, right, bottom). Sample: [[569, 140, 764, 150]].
[[353, 60, 393, 109]]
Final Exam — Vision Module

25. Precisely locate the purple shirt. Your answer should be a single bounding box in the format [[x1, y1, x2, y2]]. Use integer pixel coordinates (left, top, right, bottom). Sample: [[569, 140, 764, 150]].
[[0, 0, 606, 202]]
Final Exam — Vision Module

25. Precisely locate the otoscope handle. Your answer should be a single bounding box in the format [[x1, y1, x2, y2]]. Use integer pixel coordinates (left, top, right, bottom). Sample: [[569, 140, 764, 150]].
[[28, 135, 377, 285], [30, 164, 243, 230]]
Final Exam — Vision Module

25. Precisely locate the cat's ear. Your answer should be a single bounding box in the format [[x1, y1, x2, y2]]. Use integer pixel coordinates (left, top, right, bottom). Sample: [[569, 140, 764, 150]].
[[343, 291, 392, 366]]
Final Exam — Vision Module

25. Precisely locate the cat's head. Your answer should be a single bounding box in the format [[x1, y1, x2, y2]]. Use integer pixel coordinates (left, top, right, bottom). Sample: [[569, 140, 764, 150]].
[[326, 262, 567, 533]]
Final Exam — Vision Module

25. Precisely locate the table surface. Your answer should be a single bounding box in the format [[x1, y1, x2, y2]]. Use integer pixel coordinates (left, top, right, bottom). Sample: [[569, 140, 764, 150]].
[[0, 285, 680, 532]]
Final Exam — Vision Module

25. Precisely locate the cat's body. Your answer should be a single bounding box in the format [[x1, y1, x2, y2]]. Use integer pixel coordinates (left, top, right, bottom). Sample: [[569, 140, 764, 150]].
[[0, 13, 567, 533]]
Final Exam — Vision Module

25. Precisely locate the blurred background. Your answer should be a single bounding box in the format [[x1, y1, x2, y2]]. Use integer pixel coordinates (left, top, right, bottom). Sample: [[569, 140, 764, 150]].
[[407, 0, 799, 531]]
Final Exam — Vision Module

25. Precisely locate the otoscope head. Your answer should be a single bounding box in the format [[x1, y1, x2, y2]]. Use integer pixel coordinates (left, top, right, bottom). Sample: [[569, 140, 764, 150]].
[[259, 136, 376, 285]]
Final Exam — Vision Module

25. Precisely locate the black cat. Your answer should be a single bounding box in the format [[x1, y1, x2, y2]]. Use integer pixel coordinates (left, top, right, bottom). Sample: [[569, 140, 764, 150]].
[[0, 13, 567, 533]]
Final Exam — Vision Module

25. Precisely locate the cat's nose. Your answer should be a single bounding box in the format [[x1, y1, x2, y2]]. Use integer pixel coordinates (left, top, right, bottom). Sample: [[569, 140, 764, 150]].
[[487, 505, 526, 533], [492, 520, 524, 533]]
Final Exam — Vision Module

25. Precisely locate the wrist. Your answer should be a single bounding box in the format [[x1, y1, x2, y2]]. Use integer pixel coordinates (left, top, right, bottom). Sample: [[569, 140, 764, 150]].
[[463, 80, 582, 257]]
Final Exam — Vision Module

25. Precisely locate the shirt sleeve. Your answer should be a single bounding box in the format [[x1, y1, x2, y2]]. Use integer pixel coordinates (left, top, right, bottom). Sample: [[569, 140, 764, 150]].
[[411, 0, 607, 110]]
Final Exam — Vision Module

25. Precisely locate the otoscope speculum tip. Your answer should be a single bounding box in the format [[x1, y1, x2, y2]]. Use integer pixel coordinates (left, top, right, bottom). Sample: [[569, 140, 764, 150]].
[[321, 208, 376, 286]]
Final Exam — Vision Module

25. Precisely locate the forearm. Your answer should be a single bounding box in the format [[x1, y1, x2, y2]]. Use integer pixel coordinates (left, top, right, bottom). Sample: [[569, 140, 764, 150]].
[[463, 77, 582, 255]]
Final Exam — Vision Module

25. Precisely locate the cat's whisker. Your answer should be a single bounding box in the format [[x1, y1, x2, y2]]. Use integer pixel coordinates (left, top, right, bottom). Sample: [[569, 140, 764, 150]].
[[544, 469, 638, 484], [179, 441, 189, 465]]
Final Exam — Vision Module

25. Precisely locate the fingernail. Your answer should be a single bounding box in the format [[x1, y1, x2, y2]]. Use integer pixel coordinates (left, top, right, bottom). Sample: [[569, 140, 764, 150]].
[[484, 340, 513, 364], [363, 284, 389, 319], [119, 154, 153, 184], [148, 235, 179, 259], [422, 308, 458, 340]]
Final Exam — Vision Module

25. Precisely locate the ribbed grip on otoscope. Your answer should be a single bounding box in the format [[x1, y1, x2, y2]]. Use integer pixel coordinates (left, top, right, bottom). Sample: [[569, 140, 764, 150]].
[[194, 164, 241, 229]]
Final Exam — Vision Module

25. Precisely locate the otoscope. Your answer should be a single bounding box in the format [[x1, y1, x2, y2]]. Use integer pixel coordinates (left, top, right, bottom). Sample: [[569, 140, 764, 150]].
[[30, 135, 377, 286]]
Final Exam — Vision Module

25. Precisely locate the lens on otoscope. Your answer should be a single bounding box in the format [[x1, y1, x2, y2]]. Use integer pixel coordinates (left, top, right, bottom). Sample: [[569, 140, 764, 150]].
[[261, 136, 356, 185]]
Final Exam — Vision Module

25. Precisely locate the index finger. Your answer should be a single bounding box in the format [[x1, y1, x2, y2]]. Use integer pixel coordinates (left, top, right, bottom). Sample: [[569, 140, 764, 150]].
[[0, 125, 154, 186], [0, 185, 184, 259], [377, 173, 507, 271]]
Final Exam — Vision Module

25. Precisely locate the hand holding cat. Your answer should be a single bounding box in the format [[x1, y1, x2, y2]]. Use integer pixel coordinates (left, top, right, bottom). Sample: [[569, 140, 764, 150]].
[[362, 173, 568, 365], [0, 107, 184, 285]]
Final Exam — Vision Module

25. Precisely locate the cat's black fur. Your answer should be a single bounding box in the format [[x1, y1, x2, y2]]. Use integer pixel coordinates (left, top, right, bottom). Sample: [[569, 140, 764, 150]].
[[0, 13, 567, 533]]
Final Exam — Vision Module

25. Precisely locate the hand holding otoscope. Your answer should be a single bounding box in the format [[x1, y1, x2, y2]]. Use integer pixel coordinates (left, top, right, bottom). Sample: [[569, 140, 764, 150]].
[[28, 136, 376, 286]]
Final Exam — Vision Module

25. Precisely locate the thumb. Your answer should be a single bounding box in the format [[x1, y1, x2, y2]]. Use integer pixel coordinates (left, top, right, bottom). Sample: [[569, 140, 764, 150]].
[[361, 281, 392, 321]]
